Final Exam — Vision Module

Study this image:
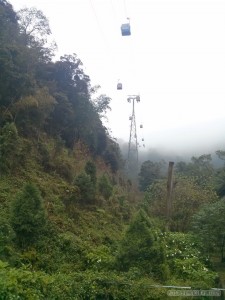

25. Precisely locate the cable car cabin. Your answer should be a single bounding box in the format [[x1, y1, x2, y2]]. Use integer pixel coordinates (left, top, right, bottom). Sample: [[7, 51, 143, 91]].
[[121, 23, 131, 36], [117, 82, 122, 90], [140, 124, 143, 128], [142, 138, 144, 141]]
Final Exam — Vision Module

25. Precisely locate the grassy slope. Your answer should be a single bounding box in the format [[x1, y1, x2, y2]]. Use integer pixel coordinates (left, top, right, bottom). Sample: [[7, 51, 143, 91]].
[[0, 135, 141, 266], [0, 135, 222, 299]]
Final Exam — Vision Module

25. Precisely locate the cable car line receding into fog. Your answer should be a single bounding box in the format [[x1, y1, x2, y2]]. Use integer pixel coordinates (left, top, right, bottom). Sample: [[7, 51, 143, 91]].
[[89, 0, 145, 158]]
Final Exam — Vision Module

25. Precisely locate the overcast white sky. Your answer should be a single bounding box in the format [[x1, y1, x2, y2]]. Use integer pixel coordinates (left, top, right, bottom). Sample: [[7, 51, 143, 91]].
[[10, 0, 225, 155]]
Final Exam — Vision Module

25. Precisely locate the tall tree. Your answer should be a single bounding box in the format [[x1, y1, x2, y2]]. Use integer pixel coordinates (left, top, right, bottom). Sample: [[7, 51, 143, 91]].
[[176, 154, 214, 188], [0, 0, 19, 44], [92, 94, 111, 119], [46, 92, 74, 140], [11, 183, 47, 247], [53, 54, 90, 97], [17, 7, 56, 61], [0, 1, 35, 114], [116, 209, 169, 280], [12, 87, 56, 137], [139, 160, 165, 192], [103, 138, 123, 173]]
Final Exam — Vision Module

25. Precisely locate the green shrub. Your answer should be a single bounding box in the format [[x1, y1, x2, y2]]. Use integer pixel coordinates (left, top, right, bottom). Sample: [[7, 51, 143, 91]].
[[98, 174, 113, 200], [116, 209, 169, 281], [74, 173, 96, 205], [11, 183, 47, 248]]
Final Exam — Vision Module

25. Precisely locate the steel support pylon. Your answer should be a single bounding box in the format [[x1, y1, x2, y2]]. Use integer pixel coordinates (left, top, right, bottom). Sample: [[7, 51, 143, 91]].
[[126, 95, 140, 177]]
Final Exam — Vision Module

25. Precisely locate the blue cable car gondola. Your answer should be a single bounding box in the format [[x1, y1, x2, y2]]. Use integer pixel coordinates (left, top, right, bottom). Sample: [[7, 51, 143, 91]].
[[117, 82, 122, 90], [121, 18, 131, 36]]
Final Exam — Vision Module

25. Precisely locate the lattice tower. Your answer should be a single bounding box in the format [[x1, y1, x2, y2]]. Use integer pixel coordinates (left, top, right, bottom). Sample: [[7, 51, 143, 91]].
[[127, 95, 140, 176]]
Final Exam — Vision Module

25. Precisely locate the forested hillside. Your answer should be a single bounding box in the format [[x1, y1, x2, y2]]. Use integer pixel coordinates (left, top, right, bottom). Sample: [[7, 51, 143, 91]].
[[1, 1, 225, 299]]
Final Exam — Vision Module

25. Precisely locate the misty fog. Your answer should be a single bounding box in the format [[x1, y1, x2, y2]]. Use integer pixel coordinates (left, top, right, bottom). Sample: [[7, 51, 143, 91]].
[[117, 126, 225, 169]]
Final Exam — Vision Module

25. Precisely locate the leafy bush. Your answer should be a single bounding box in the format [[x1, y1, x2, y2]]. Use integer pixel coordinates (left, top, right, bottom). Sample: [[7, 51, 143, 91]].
[[0, 260, 53, 299], [0, 261, 167, 299], [160, 232, 218, 288]]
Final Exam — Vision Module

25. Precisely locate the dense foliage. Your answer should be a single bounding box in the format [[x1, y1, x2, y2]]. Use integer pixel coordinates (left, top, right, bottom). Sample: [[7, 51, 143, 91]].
[[143, 175, 218, 231], [0, 1, 225, 299], [138, 160, 165, 191], [191, 199, 225, 261], [0, 0, 122, 172]]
